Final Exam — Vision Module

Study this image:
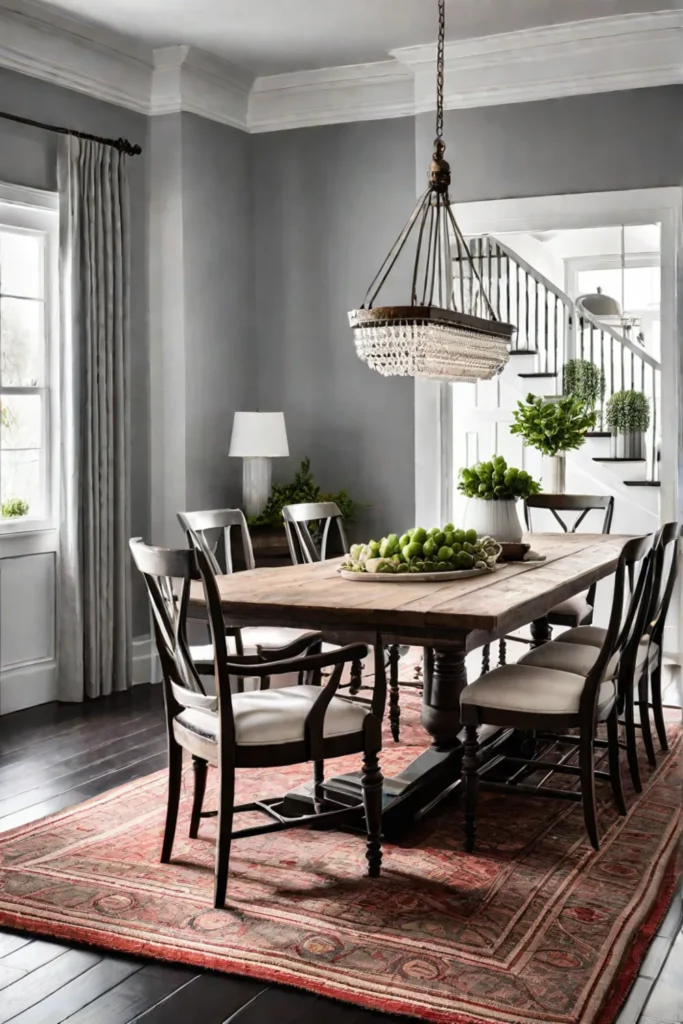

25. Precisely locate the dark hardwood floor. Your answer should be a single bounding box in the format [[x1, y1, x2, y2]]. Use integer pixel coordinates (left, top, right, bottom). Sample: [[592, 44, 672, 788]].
[[0, 680, 680, 1024]]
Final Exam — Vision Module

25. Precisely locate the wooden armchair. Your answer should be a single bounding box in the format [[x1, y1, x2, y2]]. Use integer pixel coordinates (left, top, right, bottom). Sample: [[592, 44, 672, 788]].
[[130, 537, 386, 910]]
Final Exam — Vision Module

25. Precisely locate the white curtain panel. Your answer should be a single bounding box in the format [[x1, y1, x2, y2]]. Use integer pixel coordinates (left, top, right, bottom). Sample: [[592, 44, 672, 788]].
[[57, 136, 132, 700]]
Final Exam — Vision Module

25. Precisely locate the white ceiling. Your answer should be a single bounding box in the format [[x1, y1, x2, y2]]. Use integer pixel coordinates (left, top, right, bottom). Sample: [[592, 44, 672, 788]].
[[27, 0, 683, 76]]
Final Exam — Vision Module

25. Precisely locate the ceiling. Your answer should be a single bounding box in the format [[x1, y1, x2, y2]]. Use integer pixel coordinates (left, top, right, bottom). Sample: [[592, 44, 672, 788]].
[[28, 0, 682, 76]]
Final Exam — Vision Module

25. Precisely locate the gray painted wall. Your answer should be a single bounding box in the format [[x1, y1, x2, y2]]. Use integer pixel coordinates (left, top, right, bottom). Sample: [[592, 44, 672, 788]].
[[0, 67, 150, 634], [252, 117, 417, 539], [417, 86, 683, 202], [182, 114, 254, 514], [148, 113, 254, 548]]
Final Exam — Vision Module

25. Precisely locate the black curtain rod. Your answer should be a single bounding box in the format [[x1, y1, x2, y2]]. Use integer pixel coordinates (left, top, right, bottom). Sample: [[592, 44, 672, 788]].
[[0, 110, 142, 156]]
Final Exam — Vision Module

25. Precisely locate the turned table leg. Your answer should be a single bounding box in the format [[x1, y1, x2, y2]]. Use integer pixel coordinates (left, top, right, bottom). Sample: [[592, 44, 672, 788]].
[[421, 646, 468, 750], [530, 616, 552, 648]]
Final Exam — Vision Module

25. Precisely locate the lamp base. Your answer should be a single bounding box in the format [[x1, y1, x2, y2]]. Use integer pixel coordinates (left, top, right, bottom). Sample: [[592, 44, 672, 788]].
[[243, 457, 272, 518]]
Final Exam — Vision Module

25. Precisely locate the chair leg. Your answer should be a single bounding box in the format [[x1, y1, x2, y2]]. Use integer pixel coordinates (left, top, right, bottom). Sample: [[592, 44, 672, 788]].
[[361, 750, 383, 878], [190, 756, 208, 839], [651, 661, 669, 752], [214, 767, 235, 910], [388, 645, 400, 743], [606, 708, 627, 816], [497, 638, 507, 667], [463, 724, 480, 853], [623, 685, 643, 793], [638, 669, 657, 767], [579, 729, 599, 850], [161, 740, 182, 864], [349, 658, 363, 696], [481, 644, 490, 677], [313, 759, 325, 813]]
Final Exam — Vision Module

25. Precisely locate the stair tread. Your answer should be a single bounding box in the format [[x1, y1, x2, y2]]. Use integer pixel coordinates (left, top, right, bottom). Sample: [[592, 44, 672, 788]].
[[593, 457, 646, 462], [509, 349, 538, 356], [586, 431, 611, 438], [518, 372, 557, 378], [624, 480, 661, 487]]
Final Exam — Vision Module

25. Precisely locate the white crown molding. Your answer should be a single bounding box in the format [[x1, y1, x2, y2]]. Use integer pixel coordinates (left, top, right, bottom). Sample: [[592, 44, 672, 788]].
[[392, 11, 683, 113], [248, 61, 414, 133], [0, 0, 152, 113], [151, 45, 253, 131], [0, 4, 681, 132]]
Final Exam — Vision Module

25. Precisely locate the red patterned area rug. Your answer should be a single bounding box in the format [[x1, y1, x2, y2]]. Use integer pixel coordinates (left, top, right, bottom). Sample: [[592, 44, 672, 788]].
[[0, 694, 680, 1024]]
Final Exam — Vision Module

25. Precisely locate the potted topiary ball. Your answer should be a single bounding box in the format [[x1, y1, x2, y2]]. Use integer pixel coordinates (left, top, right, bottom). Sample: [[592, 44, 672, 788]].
[[606, 390, 651, 459], [457, 456, 541, 543], [563, 359, 606, 410]]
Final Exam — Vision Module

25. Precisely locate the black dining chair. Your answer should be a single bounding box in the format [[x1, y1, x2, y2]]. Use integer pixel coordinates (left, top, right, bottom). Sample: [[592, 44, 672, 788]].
[[516, 526, 661, 793], [283, 502, 415, 743], [130, 537, 386, 910], [480, 495, 615, 676], [646, 522, 682, 753], [178, 508, 327, 685], [461, 534, 652, 853]]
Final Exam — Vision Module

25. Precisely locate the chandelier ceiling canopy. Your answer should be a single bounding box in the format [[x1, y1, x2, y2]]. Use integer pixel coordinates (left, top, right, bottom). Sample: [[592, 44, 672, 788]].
[[348, 0, 516, 382]]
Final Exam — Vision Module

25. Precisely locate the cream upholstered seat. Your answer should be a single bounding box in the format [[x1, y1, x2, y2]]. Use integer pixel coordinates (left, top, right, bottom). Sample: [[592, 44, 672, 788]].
[[519, 636, 655, 679], [557, 625, 606, 647], [176, 686, 369, 747], [548, 592, 593, 625], [461, 664, 616, 716]]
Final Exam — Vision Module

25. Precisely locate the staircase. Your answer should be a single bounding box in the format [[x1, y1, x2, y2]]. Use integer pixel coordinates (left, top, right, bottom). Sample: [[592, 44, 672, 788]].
[[451, 236, 662, 534]]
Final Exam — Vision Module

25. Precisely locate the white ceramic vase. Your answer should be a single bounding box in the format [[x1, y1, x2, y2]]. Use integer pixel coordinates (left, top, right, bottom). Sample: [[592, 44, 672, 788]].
[[543, 454, 566, 494], [463, 498, 523, 543]]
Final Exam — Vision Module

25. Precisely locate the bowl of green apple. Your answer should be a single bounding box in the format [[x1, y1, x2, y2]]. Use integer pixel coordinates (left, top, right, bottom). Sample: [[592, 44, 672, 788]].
[[339, 525, 501, 582]]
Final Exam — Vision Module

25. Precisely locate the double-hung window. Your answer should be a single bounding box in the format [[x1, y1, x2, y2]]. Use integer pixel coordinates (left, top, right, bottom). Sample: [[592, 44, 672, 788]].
[[0, 185, 58, 531]]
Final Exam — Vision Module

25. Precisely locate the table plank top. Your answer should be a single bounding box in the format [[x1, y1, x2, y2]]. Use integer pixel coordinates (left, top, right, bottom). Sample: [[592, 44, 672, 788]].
[[189, 533, 631, 639]]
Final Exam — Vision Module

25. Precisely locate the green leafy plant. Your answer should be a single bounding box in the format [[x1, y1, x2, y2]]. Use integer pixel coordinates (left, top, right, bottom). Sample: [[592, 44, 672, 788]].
[[606, 389, 651, 434], [458, 455, 541, 501], [250, 457, 361, 528], [1, 497, 29, 518], [510, 393, 597, 457], [563, 359, 606, 408]]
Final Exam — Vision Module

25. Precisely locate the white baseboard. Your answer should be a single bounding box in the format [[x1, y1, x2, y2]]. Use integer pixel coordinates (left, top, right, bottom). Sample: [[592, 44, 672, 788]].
[[0, 659, 58, 715], [133, 636, 162, 685]]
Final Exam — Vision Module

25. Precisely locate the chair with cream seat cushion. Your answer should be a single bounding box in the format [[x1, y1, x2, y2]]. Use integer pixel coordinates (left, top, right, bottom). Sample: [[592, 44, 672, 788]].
[[460, 534, 652, 854], [130, 537, 386, 911], [518, 527, 663, 792], [524, 495, 615, 631], [283, 501, 413, 744], [178, 509, 328, 688], [480, 495, 614, 674]]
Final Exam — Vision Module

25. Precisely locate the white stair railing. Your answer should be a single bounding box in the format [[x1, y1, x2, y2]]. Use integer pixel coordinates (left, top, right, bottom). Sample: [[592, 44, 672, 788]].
[[463, 235, 661, 482]]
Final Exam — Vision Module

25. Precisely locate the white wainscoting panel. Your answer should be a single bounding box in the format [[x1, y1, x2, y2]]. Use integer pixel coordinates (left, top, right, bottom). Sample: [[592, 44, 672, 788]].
[[0, 551, 57, 714]]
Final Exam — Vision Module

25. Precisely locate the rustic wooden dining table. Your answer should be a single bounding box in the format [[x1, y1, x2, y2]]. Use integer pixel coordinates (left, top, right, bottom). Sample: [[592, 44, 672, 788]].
[[189, 532, 630, 835]]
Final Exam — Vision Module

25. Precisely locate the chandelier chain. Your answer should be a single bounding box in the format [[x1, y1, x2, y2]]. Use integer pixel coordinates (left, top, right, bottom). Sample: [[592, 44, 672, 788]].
[[435, 0, 445, 143]]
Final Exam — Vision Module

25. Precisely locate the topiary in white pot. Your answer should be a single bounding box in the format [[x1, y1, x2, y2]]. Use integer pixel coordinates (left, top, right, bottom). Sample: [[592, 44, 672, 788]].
[[606, 390, 650, 460], [457, 456, 541, 543]]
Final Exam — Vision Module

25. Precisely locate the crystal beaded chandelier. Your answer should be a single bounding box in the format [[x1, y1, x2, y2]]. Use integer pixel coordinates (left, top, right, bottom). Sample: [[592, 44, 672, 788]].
[[348, 0, 515, 381]]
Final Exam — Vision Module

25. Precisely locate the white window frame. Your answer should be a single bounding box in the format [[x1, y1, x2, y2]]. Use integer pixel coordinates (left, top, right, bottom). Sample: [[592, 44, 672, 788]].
[[565, 250, 661, 303], [0, 183, 58, 546]]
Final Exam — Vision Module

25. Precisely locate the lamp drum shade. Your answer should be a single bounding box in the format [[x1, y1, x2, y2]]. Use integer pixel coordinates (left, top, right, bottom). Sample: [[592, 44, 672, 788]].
[[229, 412, 289, 458]]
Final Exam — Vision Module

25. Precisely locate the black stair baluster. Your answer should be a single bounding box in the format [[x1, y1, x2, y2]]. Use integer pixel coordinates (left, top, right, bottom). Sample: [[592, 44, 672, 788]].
[[652, 365, 657, 481], [599, 330, 605, 431], [534, 278, 539, 369], [630, 350, 635, 392]]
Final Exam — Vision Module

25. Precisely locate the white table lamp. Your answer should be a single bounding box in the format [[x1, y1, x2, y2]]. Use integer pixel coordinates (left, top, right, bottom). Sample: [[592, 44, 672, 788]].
[[229, 412, 289, 517]]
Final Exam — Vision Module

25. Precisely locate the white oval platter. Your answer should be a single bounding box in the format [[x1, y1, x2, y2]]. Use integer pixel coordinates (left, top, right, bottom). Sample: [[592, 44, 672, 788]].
[[339, 566, 495, 583]]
